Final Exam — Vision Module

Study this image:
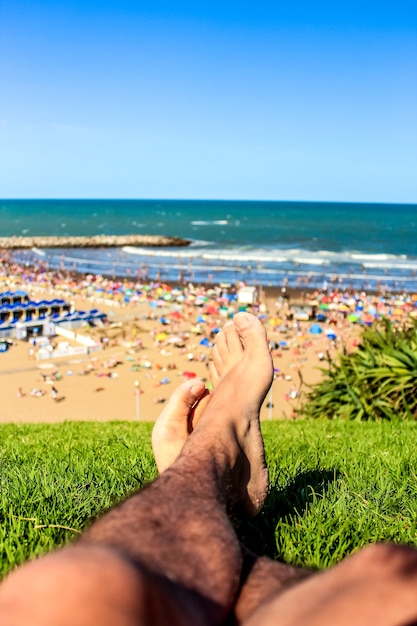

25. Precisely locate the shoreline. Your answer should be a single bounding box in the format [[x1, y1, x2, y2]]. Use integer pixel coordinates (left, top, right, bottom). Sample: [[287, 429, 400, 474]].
[[6, 245, 417, 295]]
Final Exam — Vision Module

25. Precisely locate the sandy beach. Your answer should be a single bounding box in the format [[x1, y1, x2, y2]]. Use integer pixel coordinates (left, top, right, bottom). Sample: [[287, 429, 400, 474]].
[[0, 280, 357, 424], [2, 257, 416, 424]]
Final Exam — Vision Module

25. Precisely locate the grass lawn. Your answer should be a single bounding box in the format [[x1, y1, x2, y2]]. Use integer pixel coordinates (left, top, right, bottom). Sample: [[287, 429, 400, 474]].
[[2, 420, 417, 578]]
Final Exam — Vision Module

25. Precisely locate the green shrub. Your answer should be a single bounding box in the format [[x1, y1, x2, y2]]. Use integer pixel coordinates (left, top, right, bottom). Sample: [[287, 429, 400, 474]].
[[301, 317, 417, 421]]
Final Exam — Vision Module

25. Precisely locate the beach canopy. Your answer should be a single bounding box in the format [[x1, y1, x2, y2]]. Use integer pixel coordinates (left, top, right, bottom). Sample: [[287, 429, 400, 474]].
[[182, 371, 197, 379], [347, 314, 359, 322], [309, 324, 322, 334]]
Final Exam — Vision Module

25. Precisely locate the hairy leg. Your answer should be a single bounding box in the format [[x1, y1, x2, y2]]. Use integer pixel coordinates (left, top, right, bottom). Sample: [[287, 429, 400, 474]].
[[0, 545, 207, 626], [0, 312, 273, 626], [244, 543, 417, 626], [152, 320, 313, 624], [233, 549, 312, 625]]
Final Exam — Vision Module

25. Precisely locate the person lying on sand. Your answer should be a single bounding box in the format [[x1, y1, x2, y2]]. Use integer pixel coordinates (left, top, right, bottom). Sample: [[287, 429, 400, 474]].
[[2, 312, 417, 625]]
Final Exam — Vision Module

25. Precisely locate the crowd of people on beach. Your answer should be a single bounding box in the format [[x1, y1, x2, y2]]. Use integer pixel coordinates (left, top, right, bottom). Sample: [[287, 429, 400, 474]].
[[1, 250, 417, 421], [2, 251, 417, 323]]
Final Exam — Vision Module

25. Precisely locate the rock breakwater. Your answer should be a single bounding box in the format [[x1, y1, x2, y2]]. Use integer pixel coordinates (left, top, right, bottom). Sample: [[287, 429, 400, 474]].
[[0, 234, 191, 249]]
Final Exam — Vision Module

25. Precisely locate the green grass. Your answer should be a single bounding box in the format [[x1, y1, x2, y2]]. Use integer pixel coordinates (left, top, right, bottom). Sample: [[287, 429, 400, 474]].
[[2, 420, 417, 578]]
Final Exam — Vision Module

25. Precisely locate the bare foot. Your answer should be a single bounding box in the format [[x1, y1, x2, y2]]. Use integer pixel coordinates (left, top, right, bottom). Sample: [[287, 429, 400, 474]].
[[184, 312, 274, 516], [152, 379, 211, 473], [152, 320, 257, 474]]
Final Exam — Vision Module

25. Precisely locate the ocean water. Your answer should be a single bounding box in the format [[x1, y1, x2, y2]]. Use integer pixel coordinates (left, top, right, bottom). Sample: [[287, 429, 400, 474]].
[[1, 199, 417, 291]]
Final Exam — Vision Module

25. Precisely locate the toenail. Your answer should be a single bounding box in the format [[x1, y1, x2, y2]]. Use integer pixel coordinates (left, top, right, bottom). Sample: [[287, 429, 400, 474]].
[[190, 382, 205, 396], [233, 312, 251, 329]]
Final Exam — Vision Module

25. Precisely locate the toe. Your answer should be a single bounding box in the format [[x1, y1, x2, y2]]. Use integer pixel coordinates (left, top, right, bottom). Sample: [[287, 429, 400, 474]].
[[208, 361, 221, 389], [160, 379, 206, 420], [214, 329, 230, 363], [223, 321, 244, 355], [211, 342, 224, 374], [233, 313, 267, 349]]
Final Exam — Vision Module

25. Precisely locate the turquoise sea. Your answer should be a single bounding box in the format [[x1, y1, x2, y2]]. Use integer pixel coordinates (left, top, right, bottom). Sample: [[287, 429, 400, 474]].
[[1, 200, 417, 292]]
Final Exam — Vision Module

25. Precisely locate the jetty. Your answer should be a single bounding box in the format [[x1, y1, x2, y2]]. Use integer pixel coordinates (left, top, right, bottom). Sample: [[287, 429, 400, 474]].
[[0, 234, 191, 249]]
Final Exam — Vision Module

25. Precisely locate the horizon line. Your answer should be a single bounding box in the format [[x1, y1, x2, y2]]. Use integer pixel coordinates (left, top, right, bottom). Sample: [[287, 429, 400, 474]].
[[1, 198, 417, 206]]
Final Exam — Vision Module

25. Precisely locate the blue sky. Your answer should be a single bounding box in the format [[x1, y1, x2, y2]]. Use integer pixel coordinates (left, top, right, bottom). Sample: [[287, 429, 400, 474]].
[[1, 0, 416, 202]]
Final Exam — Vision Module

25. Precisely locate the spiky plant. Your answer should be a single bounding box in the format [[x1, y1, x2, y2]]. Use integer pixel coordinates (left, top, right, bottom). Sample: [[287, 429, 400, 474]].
[[301, 317, 417, 421]]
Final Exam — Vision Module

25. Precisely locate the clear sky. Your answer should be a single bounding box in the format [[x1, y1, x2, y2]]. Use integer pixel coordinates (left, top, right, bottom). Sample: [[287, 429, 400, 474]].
[[1, 0, 416, 202]]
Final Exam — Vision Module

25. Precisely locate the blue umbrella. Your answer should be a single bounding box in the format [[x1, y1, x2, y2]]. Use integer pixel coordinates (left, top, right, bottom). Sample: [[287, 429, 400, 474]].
[[309, 324, 323, 334]]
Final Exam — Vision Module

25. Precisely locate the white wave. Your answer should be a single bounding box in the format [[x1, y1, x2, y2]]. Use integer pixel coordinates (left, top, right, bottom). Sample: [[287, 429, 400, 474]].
[[201, 251, 288, 263], [188, 239, 214, 247], [363, 261, 417, 270], [121, 245, 417, 268], [122, 246, 203, 259], [293, 257, 329, 266], [31, 247, 45, 256], [191, 220, 228, 226], [351, 253, 400, 261]]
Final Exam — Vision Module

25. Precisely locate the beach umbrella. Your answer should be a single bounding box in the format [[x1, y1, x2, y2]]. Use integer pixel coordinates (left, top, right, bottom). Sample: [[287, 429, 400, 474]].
[[199, 337, 213, 347], [205, 306, 219, 315], [156, 332, 168, 341], [183, 371, 197, 379], [167, 336, 184, 344], [268, 316, 282, 327], [347, 314, 359, 323], [309, 324, 322, 334]]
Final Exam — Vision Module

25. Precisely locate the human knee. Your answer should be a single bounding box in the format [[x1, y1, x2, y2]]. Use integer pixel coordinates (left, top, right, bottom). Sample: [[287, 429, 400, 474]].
[[351, 543, 417, 578], [0, 545, 149, 626]]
